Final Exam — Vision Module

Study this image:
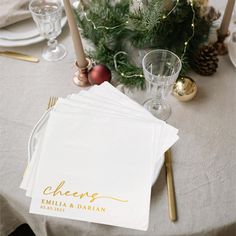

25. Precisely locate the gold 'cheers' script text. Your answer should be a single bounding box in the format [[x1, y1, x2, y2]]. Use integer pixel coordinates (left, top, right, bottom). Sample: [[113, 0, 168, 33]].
[[43, 180, 128, 203]]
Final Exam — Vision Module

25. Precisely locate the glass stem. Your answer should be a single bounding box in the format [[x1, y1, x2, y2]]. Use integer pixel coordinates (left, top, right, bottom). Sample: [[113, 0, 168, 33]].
[[155, 84, 163, 106], [47, 38, 57, 51]]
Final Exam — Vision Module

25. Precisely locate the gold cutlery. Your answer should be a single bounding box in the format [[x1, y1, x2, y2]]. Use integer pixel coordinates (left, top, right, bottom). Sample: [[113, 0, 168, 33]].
[[165, 149, 177, 221], [47, 97, 58, 110], [0, 50, 39, 63]]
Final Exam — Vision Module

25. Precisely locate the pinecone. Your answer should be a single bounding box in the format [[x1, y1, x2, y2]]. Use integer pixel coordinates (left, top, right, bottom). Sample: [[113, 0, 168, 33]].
[[190, 44, 219, 76]]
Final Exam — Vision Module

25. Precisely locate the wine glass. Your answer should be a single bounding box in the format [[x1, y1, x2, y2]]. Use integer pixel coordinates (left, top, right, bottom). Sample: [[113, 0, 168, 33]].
[[142, 49, 182, 121], [29, 0, 66, 61]]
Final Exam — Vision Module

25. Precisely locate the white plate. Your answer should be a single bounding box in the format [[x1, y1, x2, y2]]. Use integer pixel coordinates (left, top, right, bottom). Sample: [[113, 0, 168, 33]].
[[0, 18, 39, 41], [0, 16, 67, 47], [28, 108, 164, 187]]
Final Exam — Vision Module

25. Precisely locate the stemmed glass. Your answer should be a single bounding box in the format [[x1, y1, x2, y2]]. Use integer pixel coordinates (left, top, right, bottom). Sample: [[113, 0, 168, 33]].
[[29, 0, 66, 61], [142, 49, 182, 121]]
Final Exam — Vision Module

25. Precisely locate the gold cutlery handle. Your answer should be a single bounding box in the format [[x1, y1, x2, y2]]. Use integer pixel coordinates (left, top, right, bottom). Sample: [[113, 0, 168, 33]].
[[0, 51, 39, 63], [165, 149, 177, 221]]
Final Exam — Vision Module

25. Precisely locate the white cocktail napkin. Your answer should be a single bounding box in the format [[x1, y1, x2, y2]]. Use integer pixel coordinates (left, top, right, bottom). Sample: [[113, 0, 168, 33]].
[[20, 82, 179, 231]]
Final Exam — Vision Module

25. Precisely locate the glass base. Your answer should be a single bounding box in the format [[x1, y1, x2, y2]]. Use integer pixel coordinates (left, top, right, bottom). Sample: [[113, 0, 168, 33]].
[[143, 98, 171, 121], [42, 43, 66, 62]]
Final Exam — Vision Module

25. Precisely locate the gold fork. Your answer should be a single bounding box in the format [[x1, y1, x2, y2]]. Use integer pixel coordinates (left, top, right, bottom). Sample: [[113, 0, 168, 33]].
[[47, 97, 58, 110]]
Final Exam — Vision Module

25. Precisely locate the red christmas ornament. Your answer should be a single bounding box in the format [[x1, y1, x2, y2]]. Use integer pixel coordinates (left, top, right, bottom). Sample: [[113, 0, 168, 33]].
[[88, 64, 111, 85]]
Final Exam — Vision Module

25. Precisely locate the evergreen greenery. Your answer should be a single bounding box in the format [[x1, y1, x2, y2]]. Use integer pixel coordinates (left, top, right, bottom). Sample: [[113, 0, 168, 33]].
[[76, 0, 211, 88]]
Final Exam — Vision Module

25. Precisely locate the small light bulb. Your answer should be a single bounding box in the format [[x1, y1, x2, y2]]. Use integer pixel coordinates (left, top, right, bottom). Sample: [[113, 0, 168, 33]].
[[121, 73, 124, 76], [162, 15, 166, 19], [191, 23, 194, 27], [185, 42, 188, 46]]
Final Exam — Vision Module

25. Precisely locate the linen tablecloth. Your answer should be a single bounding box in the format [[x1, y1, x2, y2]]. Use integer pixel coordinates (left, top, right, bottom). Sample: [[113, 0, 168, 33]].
[[0, 3, 236, 236]]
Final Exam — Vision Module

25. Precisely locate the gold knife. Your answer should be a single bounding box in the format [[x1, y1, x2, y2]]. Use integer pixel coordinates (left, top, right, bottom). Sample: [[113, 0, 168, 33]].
[[165, 149, 177, 221], [0, 50, 39, 63]]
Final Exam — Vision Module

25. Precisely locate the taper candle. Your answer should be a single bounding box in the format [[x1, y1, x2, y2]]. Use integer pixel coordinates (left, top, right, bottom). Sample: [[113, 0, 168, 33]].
[[63, 0, 87, 68], [219, 0, 235, 35]]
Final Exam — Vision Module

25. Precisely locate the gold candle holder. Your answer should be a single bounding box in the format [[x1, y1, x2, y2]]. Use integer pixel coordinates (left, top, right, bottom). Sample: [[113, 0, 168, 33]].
[[73, 58, 92, 87], [214, 30, 230, 55]]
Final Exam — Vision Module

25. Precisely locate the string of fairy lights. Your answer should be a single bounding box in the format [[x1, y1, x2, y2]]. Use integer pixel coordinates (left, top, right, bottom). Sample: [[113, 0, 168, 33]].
[[83, 12, 128, 30], [162, 0, 179, 19], [181, 0, 195, 60], [113, 51, 144, 78], [79, 0, 196, 78]]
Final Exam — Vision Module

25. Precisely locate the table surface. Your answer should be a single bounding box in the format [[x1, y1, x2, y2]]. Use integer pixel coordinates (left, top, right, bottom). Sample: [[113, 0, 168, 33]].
[[1, 2, 236, 236]]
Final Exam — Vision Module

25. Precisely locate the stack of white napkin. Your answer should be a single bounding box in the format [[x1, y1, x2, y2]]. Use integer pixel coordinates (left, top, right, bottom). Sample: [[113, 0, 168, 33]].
[[20, 82, 178, 231]]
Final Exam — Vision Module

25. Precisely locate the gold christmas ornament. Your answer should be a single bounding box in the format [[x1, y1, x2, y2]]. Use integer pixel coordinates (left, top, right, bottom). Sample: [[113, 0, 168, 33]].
[[173, 76, 197, 102]]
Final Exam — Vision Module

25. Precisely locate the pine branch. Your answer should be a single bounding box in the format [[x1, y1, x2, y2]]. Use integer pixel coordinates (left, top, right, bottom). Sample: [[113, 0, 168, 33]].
[[75, 0, 211, 89]]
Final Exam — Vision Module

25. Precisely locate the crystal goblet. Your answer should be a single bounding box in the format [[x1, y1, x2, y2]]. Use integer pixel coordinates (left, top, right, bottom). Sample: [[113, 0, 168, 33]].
[[29, 0, 66, 61], [142, 49, 182, 121]]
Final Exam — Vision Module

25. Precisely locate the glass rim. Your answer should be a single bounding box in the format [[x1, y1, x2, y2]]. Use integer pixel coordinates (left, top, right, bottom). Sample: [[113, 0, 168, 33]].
[[142, 49, 182, 78], [29, 0, 62, 16]]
